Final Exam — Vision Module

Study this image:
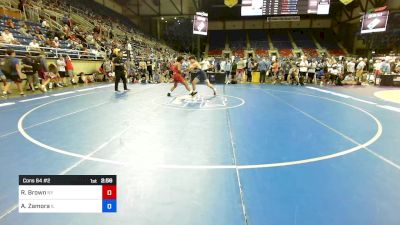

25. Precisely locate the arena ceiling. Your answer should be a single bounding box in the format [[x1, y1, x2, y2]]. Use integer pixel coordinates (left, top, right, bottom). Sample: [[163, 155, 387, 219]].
[[122, 0, 345, 20], [120, 0, 393, 20], [121, 0, 199, 18]]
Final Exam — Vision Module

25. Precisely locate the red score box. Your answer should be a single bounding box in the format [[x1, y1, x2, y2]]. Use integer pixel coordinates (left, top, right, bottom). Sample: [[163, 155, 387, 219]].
[[102, 185, 117, 199]]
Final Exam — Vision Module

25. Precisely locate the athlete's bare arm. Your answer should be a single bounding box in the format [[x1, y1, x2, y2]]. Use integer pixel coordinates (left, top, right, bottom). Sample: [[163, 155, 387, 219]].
[[188, 62, 200, 72]]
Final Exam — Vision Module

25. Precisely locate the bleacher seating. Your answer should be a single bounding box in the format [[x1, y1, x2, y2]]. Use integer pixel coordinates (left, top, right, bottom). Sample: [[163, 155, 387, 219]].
[[208, 49, 223, 56], [67, 0, 139, 32], [270, 30, 293, 49], [302, 48, 319, 57], [255, 49, 268, 57], [209, 30, 225, 51], [248, 29, 269, 50], [278, 49, 293, 57], [0, 13, 102, 59], [312, 29, 346, 56], [228, 30, 246, 50], [328, 48, 346, 56], [233, 49, 245, 58], [205, 28, 348, 58], [291, 30, 316, 48], [313, 29, 340, 49]]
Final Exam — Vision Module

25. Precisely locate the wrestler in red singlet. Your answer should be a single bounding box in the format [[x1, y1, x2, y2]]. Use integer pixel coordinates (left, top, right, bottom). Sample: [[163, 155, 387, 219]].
[[167, 56, 193, 97], [172, 63, 185, 84]]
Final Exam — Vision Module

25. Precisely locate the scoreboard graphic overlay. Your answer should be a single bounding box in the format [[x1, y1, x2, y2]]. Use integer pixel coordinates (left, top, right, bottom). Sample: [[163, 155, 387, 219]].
[[19, 175, 117, 213]]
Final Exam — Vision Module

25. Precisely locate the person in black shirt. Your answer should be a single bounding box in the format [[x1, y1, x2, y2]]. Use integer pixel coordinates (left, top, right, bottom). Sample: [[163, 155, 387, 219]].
[[22, 52, 39, 91], [113, 51, 128, 92]]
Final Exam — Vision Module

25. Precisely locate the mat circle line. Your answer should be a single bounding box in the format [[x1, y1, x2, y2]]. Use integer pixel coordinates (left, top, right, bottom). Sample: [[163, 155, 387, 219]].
[[17, 89, 383, 170]]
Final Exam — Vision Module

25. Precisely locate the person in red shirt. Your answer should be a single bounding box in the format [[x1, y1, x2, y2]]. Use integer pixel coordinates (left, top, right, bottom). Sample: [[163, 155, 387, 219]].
[[5, 19, 15, 29], [65, 55, 77, 84], [167, 56, 193, 97], [271, 60, 280, 84]]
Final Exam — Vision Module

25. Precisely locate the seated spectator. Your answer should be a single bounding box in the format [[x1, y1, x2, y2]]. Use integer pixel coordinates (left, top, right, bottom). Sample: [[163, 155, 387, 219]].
[[89, 48, 99, 57], [52, 37, 60, 48], [34, 27, 46, 41], [28, 39, 41, 52], [48, 63, 64, 88], [395, 59, 400, 74], [72, 25, 80, 33], [380, 59, 391, 75], [86, 33, 95, 45], [287, 63, 300, 85], [100, 58, 113, 81], [56, 30, 66, 40], [63, 24, 70, 36], [342, 73, 358, 85], [93, 26, 101, 35], [18, 23, 32, 37], [78, 72, 94, 84], [5, 19, 15, 29], [41, 19, 49, 28], [1, 29, 20, 44]]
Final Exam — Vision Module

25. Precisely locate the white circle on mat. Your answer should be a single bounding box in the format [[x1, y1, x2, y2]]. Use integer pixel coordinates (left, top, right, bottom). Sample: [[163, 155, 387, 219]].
[[152, 94, 245, 110], [17, 89, 382, 170]]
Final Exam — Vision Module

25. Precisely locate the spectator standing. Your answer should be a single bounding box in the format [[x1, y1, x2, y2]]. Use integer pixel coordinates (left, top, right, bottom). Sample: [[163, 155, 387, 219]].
[[146, 59, 153, 83], [1, 49, 25, 97], [356, 58, 366, 82], [347, 59, 356, 75], [224, 59, 232, 84], [113, 50, 128, 92], [246, 59, 253, 82], [236, 58, 245, 83], [299, 57, 309, 77], [37, 53, 53, 92], [258, 58, 268, 83], [22, 52, 39, 91], [271, 60, 280, 84], [57, 55, 68, 85], [65, 55, 77, 84], [126, 42, 132, 59], [307, 59, 317, 84]]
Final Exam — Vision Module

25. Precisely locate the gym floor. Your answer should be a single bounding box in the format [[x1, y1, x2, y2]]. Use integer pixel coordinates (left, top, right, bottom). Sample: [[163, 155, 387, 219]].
[[0, 83, 399, 225]]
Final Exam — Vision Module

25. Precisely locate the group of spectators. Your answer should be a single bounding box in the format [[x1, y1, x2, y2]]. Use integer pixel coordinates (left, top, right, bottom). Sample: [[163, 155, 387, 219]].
[[204, 55, 400, 86], [1, 48, 78, 97], [2, 0, 400, 98], [1, 0, 174, 61]]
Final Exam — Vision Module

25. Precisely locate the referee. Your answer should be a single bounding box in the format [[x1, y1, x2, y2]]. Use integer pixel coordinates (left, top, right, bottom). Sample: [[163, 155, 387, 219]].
[[113, 50, 128, 92]]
